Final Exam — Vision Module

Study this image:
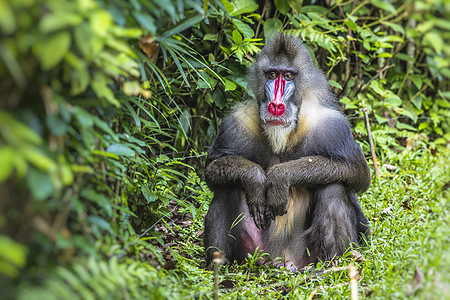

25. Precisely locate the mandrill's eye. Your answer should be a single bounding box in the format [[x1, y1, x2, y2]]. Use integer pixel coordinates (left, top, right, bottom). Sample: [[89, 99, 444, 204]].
[[269, 71, 277, 79], [284, 72, 293, 80]]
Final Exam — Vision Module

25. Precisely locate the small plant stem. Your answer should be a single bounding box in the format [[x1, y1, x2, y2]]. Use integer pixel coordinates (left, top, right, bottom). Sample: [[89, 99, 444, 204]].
[[363, 108, 380, 179], [349, 263, 358, 300], [212, 251, 222, 300]]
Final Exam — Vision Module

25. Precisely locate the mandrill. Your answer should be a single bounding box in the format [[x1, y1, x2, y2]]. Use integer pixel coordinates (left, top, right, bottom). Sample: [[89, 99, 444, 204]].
[[204, 34, 371, 271]]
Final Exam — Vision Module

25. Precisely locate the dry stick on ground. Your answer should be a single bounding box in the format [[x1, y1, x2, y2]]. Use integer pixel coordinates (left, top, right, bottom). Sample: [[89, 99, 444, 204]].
[[212, 251, 225, 300], [363, 108, 380, 179], [349, 263, 359, 300]]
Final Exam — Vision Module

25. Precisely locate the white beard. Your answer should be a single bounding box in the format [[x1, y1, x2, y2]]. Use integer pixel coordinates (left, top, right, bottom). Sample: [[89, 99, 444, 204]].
[[263, 123, 295, 154]]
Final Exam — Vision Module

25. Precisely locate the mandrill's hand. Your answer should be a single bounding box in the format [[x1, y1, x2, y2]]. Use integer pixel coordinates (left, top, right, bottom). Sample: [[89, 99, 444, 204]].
[[265, 165, 290, 220], [242, 166, 269, 230]]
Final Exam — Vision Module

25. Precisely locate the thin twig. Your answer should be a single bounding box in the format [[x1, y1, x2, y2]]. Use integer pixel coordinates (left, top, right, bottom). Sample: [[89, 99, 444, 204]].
[[212, 251, 224, 300], [349, 263, 359, 300], [255, 2, 267, 38], [363, 108, 379, 179]]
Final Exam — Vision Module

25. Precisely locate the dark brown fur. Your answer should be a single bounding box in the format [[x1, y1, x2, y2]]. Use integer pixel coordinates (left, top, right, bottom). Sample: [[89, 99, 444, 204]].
[[204, 35, 370, 270]]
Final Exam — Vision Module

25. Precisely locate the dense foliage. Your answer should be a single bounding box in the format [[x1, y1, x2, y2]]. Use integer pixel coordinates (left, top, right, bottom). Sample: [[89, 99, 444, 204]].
[[0, 0, 448, 298]]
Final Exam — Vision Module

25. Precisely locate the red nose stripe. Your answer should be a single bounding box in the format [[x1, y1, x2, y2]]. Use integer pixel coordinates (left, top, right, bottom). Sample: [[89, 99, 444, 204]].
[[268, 75, 286, 116], [274, 74, 285, 101]]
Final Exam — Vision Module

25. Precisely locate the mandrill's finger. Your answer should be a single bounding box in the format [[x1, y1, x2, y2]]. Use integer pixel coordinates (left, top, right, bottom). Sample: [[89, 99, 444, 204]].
[[250, 204, 267, 230]]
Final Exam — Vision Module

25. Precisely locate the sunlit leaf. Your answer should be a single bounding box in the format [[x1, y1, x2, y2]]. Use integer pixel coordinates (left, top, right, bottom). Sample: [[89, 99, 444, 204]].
[[40, 32, 71, 70], [0, 146, 14, 182], [264, 18, 282, 41], [26, 167, 54, 200], [223, 78, 237, 91], [275, 0, 290, 15], [424, 31, 443, 54], [39, 13, 83, 33], [231, 19, 254, 39], [371, 0, 396, 15], [328, 80, 342, 90], [232, 30, 242, 44], [106, 144, 135, 157]]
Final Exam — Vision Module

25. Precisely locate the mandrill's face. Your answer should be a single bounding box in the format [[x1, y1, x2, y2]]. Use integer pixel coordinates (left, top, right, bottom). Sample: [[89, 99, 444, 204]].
[[263, 68, 297, 127]]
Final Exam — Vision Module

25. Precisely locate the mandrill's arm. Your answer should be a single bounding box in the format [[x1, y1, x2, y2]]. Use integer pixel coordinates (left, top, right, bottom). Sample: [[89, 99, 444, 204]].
[[265, 119, 371, 218], [266, 154, 370, 218], [205, 156, 268, 229]]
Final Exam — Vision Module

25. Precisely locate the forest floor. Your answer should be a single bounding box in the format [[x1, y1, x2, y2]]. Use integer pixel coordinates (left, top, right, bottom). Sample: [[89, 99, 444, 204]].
[[141, 147, 450, 299], [17, 147, 449, 299]]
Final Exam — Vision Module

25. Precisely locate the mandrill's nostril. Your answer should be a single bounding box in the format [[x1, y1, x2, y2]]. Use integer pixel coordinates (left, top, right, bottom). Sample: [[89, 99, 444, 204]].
[[268, 102, 285, 116]]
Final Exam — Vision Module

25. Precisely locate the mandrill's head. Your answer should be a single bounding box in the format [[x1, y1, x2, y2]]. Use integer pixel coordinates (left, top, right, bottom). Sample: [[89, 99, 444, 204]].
[[247, 34, 331, 153]]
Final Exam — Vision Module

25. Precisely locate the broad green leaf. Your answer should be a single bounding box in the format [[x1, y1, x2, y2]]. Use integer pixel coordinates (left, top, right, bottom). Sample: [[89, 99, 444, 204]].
[[396, 122, 417, 131], [264, 18, 283, 41], [345, 20, 358, 31], [221, 0, 235, 15], [110, 27, 143, 38], [93, 150, 120, 160], [89, 10, 113, 37], [40, 32, 71, 70], [80, 128, 95, 150], [432, 18, 450, 30], [39, 13, 83, 33], [132, 11, 156, 34], [74, 107, 94, 128], [288, 0, 303, 13], [141, 185, 158, 203], [439, 91, 450, 99], [437, 99, 450, 108], [328, 80, 342, 90], [395, 53, 414, 62], [26, 168, 54, 200], [59, 163, 74, 186], [21, 148, 56, 172], [369, 80, 384, 96], [423, 31, 443, 54], [0, 235, 27, 278], [410, 74, 423, 89], [433, 126, 443, 135], [204, 33, 218, 41], [381, 21, 405, 34], [371, 0, 396, 15], [301, 5, 327, 14], [232, 30, 242, 44], [374, 113, 390, 124], [377, 53, 392, 58], [0, 146, 14, 182], [398, 108, 417, 122], [81, 189, 112, 216], [88, 216, 113, 233], [223, 78, 237, 91], [412, 95, 422, 109], [275, 0, 290, 15], [46, 115, 67, 136], [0, 1, 16, 34], [231, 19, 255, 39], [106, 144, 135, 157], [91, 74, 120, 106], [385, 95, 402, 107], [380, 35, 404, 43], [227, 0, 259, 16], [418, 122, 430, 131]]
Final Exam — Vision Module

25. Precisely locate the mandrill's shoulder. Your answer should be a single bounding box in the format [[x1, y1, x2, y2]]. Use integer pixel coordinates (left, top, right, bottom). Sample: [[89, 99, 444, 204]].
[[230, 99, 263, 137]]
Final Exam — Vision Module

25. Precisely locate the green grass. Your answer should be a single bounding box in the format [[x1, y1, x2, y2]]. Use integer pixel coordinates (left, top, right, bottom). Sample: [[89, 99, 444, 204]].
[[17, 148, 449, 299]]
